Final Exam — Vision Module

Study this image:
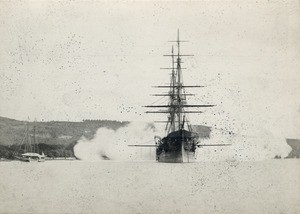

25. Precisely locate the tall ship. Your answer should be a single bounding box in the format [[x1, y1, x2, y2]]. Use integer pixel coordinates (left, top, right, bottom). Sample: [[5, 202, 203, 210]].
[[14, 121, 45, 162], [146, 31, 215, 163], [129, 31, 229, 163]]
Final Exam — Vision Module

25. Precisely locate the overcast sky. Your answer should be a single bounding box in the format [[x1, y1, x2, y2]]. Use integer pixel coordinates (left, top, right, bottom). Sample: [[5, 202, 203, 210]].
[[0, 0, 299, 138]]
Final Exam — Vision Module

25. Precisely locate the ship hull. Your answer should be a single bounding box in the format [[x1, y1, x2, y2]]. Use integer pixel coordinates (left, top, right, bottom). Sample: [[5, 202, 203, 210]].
[[14, 156, 32, 162], [14, 153, 45, 162], [157, 150, 183, 163], [156, 130, 198, 163], [157, 147, 196, 163]]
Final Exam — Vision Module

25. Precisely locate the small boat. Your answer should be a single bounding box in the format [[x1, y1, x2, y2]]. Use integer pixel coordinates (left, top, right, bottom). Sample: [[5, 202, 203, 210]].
[[14, 120, 45, 162], [16, 152, 45, 162]]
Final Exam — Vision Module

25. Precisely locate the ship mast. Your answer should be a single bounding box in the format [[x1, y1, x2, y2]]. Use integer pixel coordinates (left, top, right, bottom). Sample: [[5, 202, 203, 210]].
[[170, 45, 176, 133], [176, 29, 183, 130], [33, 119, 38, 153], [145, 30, 214, 134], [25, 121, 29, 153]]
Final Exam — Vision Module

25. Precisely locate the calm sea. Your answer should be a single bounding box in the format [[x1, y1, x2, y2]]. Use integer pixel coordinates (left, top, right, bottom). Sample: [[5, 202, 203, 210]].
[[0, 160, 299, 214]]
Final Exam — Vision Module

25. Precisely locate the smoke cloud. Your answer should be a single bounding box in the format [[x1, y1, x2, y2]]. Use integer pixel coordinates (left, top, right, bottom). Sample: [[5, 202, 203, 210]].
[[74, 121, 293, 161], [74, 122, 161, 161], [196, 129, 292, 161]]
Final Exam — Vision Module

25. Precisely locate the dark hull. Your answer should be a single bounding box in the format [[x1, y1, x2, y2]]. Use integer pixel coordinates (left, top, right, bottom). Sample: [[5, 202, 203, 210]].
[[14, 156, 34, 162], [157, 149, 183, 163], [14, 154, 45, 162], [156, 130, 198, 163]]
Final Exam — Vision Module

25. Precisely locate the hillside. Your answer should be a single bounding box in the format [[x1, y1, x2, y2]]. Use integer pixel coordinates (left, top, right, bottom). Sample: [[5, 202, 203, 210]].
[[0, 117, 129, 146], [286, 139, 300, 158]]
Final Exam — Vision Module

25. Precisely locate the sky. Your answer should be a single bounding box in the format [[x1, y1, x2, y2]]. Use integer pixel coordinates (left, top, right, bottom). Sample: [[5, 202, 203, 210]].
[[0, 0, 299, 139]]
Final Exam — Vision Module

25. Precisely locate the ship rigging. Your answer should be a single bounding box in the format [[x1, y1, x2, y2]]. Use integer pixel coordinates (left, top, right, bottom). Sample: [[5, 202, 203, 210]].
[[14, 120, 45, 162], [129, 30, 230, 163]]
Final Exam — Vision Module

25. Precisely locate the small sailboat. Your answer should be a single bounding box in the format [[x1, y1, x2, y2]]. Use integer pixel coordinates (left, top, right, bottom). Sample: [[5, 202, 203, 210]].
[[14, 121, 45, 162]]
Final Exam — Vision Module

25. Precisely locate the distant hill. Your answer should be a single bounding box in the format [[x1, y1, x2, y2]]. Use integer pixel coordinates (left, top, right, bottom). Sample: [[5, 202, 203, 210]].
[[286, 139, 300, 158], [0, 116, 129, 146], [0, 116, 211, 159]]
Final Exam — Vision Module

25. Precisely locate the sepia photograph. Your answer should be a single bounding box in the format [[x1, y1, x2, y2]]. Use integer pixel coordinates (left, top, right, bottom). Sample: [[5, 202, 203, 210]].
[[0, 0, 299, 213]]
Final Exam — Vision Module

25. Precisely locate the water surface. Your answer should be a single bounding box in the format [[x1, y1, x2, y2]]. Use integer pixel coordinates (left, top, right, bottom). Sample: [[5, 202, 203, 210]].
[[0, 160, 299, 213]]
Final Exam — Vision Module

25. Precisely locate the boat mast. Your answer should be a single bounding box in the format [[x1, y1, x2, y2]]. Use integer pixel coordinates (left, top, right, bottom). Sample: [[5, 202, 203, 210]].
[[176, 29, 183, 130], [25, 120, 34, 153], [25, 121, 29, 153], [169, 46, 176, 133], [33, 120, 36, 153], [145, 30, 214, 133]]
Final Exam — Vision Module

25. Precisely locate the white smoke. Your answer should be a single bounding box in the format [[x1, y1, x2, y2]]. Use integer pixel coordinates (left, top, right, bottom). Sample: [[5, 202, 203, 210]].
[[195, 129, 292, 161], [74, 122, 161, 161], [74, 120, 294, 162], [193, 73, 299, 161]]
